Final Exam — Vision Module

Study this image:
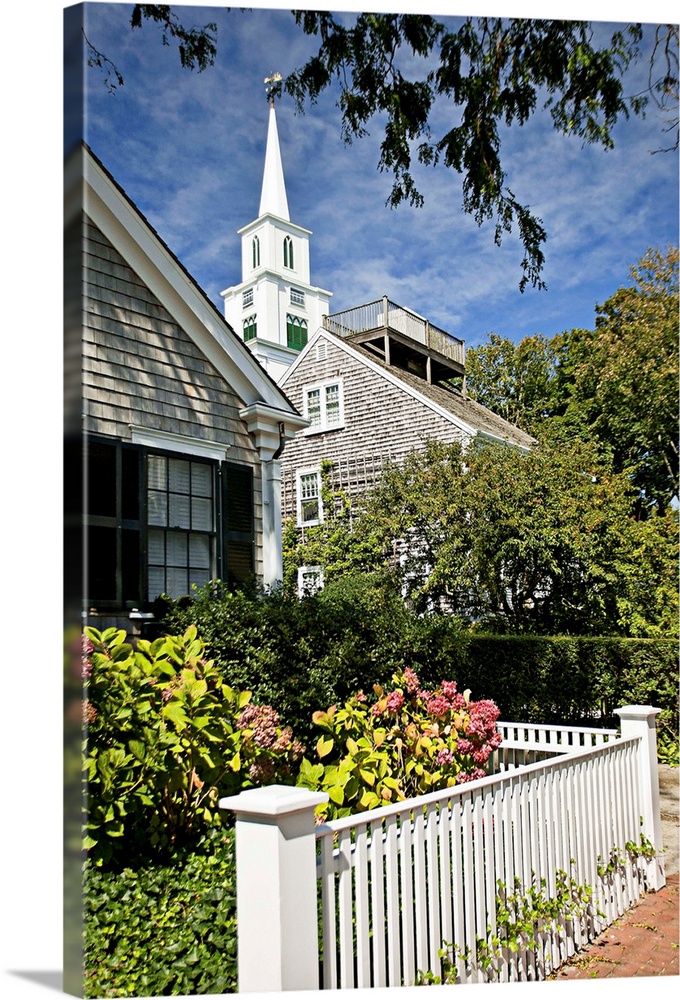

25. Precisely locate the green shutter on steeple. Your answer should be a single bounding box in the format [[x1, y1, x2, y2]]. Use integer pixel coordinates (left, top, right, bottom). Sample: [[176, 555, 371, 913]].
[[286, 314, 308, 351]]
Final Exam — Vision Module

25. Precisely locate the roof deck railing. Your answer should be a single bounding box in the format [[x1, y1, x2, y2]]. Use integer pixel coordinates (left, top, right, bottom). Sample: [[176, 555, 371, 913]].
[[322, 297, 465, 369]]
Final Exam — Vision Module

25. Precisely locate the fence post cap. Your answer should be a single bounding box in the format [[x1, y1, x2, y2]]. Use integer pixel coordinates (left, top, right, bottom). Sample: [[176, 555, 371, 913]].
[[614, 705, 662, 720], [219, 784, 329, 818]]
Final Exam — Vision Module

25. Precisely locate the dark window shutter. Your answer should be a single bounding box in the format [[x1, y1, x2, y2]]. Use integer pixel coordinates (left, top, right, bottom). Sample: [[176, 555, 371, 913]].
[[221, 462, 255, 586]]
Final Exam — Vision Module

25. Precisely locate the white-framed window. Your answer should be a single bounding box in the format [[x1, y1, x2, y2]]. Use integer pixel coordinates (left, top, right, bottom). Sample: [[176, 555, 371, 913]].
[[283, 235, 294, 269], [242, 288, 254, 308], [303, 380, 344, 433], [297, 468, 323, 526], [290, 287, 305, 307], [252, 236, 260, 269], [297, 564, 324, 596]]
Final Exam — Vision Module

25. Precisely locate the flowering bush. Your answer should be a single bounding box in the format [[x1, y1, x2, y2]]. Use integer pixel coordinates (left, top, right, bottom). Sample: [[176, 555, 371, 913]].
[[297, 668, 502, 820], [83, 625, 303, 864]]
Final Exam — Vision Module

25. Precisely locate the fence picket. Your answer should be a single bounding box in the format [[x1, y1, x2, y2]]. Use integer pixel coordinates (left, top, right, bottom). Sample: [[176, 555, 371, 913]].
[[369, 817, 387, 987], [398, 813, 416, 986], [385, 815, 401, 986], [354, 823, 371, 987], [411, 808, 428, 979], [306, 721, 657, 993]]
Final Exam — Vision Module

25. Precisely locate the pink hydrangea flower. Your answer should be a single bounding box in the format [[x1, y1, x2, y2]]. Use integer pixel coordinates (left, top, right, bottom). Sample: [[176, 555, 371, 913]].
[[427, 695, 450, 718], [403, 668, 420, 694], [441, 680, 457, 699], [386, 691, 405, 714], [457, 768, 486, 784], [435, 748, 455, 766]]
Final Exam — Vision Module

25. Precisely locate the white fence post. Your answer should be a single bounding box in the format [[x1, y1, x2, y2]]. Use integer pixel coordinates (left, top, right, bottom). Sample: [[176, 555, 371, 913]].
[[219, 785, 328, 992], [614, 705, 666, 890]]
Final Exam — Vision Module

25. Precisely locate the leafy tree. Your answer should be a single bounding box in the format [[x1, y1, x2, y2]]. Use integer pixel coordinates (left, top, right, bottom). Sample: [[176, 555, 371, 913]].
[[293, 438, 678, 637], [464, 247, 679, 513], [84, 4, 217, 92], [553, 246, 679, 513], [464, 333, 558, 433], [84, 7, 678, 288]]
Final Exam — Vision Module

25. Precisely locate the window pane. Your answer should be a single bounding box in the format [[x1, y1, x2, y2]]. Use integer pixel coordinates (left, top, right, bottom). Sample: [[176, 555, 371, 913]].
[[169, 459, 191, 494], [192, 463, 212, 497], [148, 490, 167, 526], [166, 531, 188, 567], [121, 528, 140, 604], [121, 449, 140, 520], [301, 498, 319, 522], [148, 565, 166, 600], [189, 567, 211, 591], [87, 525, 117, 601], [87, 440, 117, 517], [148, 454, 166, 491], [306, 389, 321, 428], [191, 496, 213, 531], [166, 567, 188, 599], [325, 384, 340, 426], [300, 473, 318, 500], [148, 529, 165, 565], [169, 492, 191, 529], [189, 533, 211, 569]]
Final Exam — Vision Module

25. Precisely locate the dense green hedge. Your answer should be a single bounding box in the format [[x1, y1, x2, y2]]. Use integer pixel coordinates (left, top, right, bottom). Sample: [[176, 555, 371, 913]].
[[84, 832, 237, 998], [416, 634, 679, 739], [159, 575, 678, 748]]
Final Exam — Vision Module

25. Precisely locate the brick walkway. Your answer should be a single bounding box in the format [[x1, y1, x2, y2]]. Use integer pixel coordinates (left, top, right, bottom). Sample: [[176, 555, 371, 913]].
[[551, 873, 679, 980]]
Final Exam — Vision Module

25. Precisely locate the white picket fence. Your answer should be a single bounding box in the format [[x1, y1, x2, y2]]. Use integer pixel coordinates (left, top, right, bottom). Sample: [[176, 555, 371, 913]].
[[220, 706, 665, 992]]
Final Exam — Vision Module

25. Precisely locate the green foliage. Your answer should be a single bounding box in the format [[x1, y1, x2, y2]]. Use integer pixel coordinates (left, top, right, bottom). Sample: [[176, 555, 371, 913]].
[[85, 5, 217, 93], [553, 246, 679, 513], [83, 625, 302, 865], [467, 247, 679, 515], [161, 572, 433, 746], [297, 668, 501, 820], [160, 584, 678, 751], [417, 869, 595, 984], [287, 14, 673, 289], [427, 633, 679, 744], [465, 333, 558, 433], [83, 831, 237, 998], [318, 436, 678, 636]]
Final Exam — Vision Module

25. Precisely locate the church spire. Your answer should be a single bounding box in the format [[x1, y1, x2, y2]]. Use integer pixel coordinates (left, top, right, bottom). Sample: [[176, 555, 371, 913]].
[[259, 74, 289, 221]]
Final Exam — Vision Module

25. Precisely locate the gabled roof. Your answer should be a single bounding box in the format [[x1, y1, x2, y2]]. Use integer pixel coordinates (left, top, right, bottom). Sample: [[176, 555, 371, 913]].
[[281, 329, 536, 450], [66, 142, 306, 436]]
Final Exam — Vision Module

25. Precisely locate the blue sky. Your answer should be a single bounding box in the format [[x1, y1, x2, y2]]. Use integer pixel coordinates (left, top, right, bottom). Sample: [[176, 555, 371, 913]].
[[75, 2, 678, 349]]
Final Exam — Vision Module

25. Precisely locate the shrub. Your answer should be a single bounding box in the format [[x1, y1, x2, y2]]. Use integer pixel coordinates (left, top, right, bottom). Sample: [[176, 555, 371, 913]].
[[158, 579, 678, 755], [83, 625, 303, 865], [296, 668, 501, 820], [83, 830, 237, 998]]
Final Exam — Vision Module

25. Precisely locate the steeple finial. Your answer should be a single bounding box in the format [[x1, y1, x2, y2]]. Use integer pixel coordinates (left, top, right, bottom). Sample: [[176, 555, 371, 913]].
[[264, 72, 282, 109]]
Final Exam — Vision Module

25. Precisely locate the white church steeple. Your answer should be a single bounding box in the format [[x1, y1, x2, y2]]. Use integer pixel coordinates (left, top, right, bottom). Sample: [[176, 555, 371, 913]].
[[221, 83, 332, 384], [259, 98, 290, 221]]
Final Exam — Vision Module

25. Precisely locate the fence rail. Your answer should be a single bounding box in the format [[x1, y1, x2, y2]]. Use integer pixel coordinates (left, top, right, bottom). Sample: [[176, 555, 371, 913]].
[[221, 706, 665, 992], [322, 297, 466, 369]]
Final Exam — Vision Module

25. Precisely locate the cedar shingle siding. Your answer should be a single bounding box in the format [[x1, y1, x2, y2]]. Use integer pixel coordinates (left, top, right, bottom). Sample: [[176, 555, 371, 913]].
[[280, 336, 467, 521], [80, 216, 264, 583]]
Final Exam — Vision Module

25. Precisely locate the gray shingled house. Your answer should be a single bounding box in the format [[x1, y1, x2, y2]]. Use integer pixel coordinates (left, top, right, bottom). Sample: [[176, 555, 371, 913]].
[[278, 298, 535, 592], [64, 144, 308, 632]]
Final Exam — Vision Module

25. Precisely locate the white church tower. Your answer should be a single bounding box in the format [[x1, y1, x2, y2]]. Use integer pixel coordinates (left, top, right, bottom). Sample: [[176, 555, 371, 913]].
[[222, 80, 332, 383]]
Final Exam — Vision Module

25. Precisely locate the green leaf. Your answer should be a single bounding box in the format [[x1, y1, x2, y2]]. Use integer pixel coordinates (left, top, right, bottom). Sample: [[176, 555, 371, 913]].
[[128, 740, 146, 762], [316, 736, 334, 759]]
